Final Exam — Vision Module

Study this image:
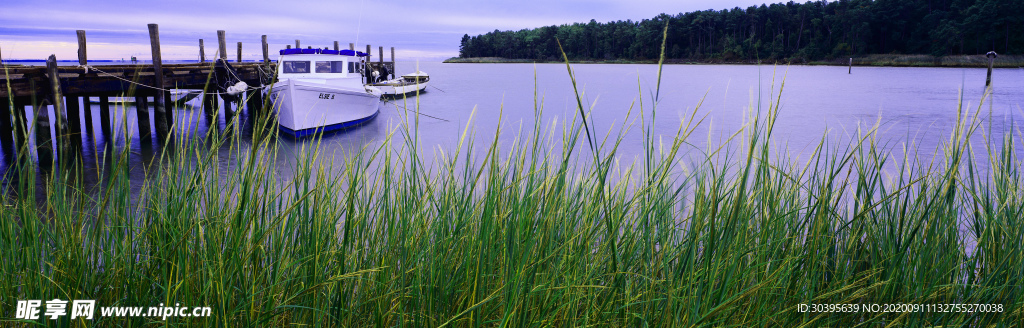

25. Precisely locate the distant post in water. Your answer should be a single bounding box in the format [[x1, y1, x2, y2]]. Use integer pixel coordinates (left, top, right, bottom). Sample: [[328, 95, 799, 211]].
[[199, 39, 206, 63], [390, 47, 395, 79], [985, 51, 997, 89], [848, 58, 852, 74], [334, 41, 339, 51], [261, 35, 269, 63], [149, 23, 172, 139], [237, 42, 242, 62], [217, 30, 227, 61], [295, 40, 300, 49]]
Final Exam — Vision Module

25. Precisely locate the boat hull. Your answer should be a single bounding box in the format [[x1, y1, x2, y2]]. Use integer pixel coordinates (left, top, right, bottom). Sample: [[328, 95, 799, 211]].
[[372, 81, 428, 96], [269, 79, 380, 137]]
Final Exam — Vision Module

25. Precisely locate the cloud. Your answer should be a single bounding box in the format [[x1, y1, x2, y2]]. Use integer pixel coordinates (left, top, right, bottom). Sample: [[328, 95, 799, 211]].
[[1, 0, 771, 60]]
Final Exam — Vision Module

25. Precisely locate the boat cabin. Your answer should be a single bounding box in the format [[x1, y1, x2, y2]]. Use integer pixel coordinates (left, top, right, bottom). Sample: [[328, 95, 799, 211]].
[[276, 48, 369, 79]]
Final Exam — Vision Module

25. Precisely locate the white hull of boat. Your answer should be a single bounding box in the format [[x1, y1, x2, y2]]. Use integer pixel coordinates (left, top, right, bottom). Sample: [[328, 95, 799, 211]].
[[269, 79, 380, 137], [374, 81, 428, 96]]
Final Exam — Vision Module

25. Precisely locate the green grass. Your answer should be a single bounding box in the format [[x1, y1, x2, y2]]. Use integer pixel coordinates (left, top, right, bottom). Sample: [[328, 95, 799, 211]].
[[2, 44, 1024, 327]]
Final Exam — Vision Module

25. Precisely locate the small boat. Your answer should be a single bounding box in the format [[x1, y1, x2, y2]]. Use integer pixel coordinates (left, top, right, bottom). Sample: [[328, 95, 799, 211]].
[[269, 48, 382, 137], [369, 71, 429, 97]]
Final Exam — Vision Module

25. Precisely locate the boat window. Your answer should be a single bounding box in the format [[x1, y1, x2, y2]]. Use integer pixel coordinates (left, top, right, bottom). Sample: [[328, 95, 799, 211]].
[[348, 62, 361, 74], [282, 61, 310, 73], [316, 61, 347, 73]]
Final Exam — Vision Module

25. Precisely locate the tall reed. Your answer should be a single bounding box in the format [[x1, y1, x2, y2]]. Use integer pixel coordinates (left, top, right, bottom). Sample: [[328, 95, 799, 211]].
[[1, 49, 1022, 327]]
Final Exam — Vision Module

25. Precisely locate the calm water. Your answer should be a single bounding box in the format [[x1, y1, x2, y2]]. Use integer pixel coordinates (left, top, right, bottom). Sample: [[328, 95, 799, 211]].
[[2, 62, 1023, 187]]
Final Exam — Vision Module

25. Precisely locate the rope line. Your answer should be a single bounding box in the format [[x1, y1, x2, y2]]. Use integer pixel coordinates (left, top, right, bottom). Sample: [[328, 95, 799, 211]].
[[77, 64, 270, 96]]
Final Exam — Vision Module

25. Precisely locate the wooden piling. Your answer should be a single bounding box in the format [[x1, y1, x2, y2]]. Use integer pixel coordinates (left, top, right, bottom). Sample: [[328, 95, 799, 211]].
[[65, 96, 81, 140], [334, 41, 339, 51], [135, 95, 151, 142], [32, 80, 54, 164], [203, 92, 216, 125], [848, 58, 852, 74], [149, 24, 171, 139], [366, 44, 372, 84], [262, 35, 269, 63], [0, 97, 12, 143], [237, 42, 243, 62], [218, 30, 227, 61], [77, 30, 87, 66], [82, 97, 93, 133], [200, 39, 206, 63], [99, 96, 111, 136], [349, 43, 354, 51], [295, 40, 300, 49], [286, 45, 291, 49], [985, 51, 997, 88], [45, 55, 69, 152], [390, 47, 396, 79], [12, 100, 29, 147]]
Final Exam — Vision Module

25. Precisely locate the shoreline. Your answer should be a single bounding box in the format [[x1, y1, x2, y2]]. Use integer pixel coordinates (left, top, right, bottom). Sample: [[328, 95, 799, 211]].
[[444, 54, 1024, 68]]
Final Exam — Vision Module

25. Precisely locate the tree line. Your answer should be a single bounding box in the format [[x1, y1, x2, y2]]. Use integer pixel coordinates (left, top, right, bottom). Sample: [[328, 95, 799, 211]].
[[458, 0, 1023, 62]]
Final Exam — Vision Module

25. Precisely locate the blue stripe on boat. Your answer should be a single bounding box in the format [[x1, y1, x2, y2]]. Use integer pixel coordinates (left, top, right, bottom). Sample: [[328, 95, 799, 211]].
[[278, 110, 379, 138]]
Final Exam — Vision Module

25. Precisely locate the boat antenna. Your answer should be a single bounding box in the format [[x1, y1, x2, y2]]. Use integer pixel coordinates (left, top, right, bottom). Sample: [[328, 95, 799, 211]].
[[354, 0, 365, 48]]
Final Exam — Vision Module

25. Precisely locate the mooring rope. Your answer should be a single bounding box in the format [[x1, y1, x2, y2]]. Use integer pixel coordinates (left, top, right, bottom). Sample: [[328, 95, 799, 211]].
[[78, 64, 270, 96]]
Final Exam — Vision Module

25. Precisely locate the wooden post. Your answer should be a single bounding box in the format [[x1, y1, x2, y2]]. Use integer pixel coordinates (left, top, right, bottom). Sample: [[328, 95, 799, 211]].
[[0, 97, 12, 144], [82, 97, 93, 133], [200, 39, 206, 63], [390, 47, 396, 79], [237, 42, 243, 62], [76, 30, 87, 66], [366, 44, 372, 84], [135, 95, 151, 142], [848, 58, 852, 74], [45, 55, 69, 153], [11, 98, 28, 147], [149, 24, 171, 139], [295, 40, 300, 49], [12, 99, 29, 147], [218, 30, 227, 61], [334, 41, 339, 51], [349, 43, 354, 51], [64, 95, 81, 141], [99, 96, 111, 136], [286, 45, 291, 49], [32, 80, 53, 164], [262, 35, 269, 63], [985, 51, 997, 88], [203, 92, 216, 125]]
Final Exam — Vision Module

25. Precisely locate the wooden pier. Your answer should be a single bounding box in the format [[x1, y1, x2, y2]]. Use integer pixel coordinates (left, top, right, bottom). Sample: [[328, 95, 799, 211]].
[[0, 24, 398, 166]]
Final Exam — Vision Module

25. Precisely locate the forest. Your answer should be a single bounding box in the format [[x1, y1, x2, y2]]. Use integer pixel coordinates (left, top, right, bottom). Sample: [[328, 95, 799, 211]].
[[458, 0, 1023, 62]]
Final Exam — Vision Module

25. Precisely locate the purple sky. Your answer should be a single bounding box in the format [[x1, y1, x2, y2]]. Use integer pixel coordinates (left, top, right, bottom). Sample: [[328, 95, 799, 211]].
[[1, 0, 769, 61]]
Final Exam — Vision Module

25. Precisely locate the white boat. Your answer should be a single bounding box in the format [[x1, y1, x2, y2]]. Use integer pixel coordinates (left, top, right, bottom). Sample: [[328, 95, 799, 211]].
[[269, 48, 382, 137], [369, 71, 429, 96]]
